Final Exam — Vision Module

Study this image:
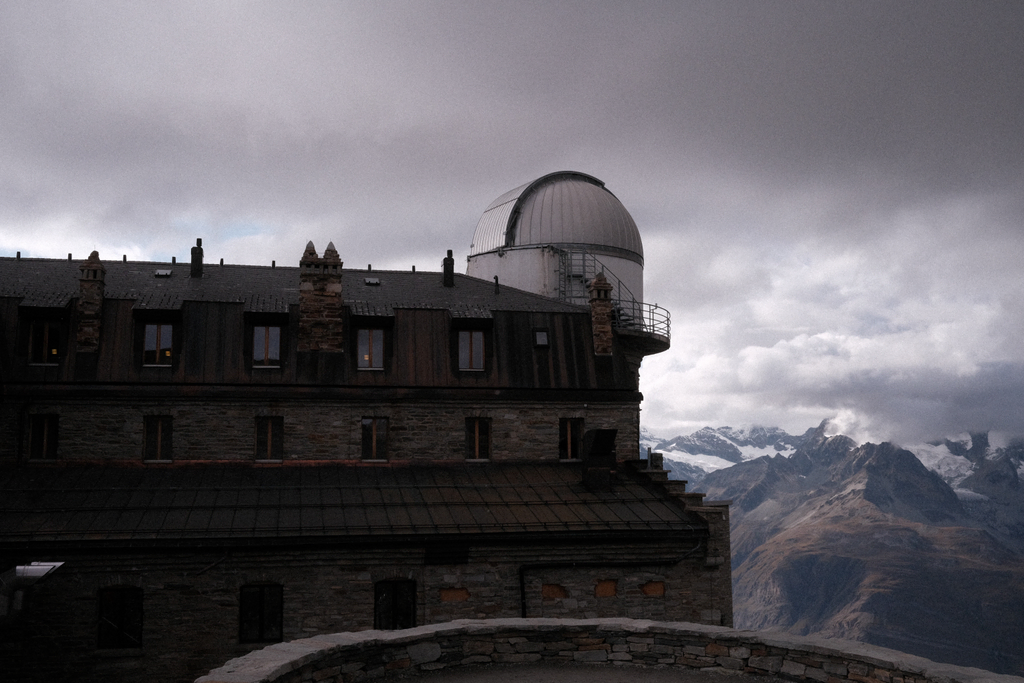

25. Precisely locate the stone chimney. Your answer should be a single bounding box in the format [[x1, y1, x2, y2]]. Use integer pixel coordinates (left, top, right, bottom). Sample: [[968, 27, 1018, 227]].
[[442, 249, 455, 287], [190, 238, 203, 278], [587, 272, 614, 355], [298, 241, 344, 352], [76, 251, 106, 352]]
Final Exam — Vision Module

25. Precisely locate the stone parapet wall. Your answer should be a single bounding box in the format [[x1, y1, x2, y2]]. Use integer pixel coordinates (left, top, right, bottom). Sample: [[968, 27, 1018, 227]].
[[196, 618, 1024, 683]]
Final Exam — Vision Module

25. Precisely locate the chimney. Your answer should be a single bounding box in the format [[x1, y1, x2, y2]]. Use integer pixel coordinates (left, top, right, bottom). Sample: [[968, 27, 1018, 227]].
[[581, 429, 618, 491], [190, 238, 203, 278], [298, 241, 344, 352], [587, 272, 614, 355], [443, 249, 455, 287], [76, 251, 106, 352]]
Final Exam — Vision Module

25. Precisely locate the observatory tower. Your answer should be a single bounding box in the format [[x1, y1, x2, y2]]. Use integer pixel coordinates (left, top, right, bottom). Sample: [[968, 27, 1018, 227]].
[[467, 171, 669, 352]]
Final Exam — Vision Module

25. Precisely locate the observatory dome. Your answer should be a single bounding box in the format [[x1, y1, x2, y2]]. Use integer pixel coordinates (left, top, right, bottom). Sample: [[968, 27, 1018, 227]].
[[469, 171, 643, 265]]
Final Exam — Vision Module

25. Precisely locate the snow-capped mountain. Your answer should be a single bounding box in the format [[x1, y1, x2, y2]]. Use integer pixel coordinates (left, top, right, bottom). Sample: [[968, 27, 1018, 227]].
[[652, 420, 1024, 675], [639, 424, 814, 486]]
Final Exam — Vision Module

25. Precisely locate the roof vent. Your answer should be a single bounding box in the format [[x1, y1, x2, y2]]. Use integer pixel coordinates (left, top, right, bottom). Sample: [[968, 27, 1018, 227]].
[[155, 269, 172, 278]]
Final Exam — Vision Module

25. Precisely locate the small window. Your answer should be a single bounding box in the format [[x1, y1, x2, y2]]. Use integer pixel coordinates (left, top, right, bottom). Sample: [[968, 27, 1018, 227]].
[[239, 584, 283, 643], [253, 325, 281, 367], [143, 323, 173, 366], [458, 330, 484, 371], [465, 417, 491, 460], [28, 320, 60, 365], [559, 418, 584, 460], [361, 417, 388, 460], [534, 329, 549, 347], [143, 416, 173, 461], [255, 416, 284, 461], [357, 328, 384, 370], [29, 414, 59, 460], [374, 579, 416, 630], [98, 586, 143, 649]]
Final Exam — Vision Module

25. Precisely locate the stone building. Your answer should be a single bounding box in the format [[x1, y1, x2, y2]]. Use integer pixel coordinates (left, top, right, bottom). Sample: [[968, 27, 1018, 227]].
[[0, 172, 731, 683]]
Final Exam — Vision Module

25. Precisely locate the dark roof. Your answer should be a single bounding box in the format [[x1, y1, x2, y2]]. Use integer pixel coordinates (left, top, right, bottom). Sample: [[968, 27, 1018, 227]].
[[0, 463, 704, 547], [0, 257, 584, 317]]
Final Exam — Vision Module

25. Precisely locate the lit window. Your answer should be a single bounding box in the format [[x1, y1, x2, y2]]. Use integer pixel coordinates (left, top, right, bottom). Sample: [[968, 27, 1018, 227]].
[[143, 324, 173, 366], [253, 326, 281, 367], [28, 320, 60, 364], [374, 580, 415, 630], [361, 417, 388, 460], [465, 417, 491, 460], [29, 414, 58, 460], [97, 586, 143, 649], [357, 329, 384, 370], [458, 330, 484, 371], [559, 418, 584, 460], [239, 584, 283, 643], [143, 416, 173, 461], [255, 416, 284, 461]]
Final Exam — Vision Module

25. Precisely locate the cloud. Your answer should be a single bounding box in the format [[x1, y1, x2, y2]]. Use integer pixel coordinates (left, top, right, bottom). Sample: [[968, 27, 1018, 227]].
[[3, 1, 1024, 442]]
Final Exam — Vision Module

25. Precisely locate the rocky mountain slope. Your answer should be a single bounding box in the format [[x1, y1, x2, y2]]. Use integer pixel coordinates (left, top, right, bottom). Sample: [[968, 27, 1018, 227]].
[[690, 422, 1024, 675]]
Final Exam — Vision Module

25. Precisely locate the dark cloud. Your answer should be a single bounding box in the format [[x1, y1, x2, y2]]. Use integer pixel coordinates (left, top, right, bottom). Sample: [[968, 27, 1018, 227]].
[[2, 0, 1023, 441]]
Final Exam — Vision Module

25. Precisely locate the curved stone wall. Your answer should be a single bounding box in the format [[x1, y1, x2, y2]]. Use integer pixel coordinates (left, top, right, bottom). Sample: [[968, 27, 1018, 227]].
[[196, 618, 1023, 683]]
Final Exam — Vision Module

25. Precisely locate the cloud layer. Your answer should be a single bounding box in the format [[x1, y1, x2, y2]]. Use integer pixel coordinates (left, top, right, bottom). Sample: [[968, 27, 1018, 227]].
[[3, 1, 1023, 443]]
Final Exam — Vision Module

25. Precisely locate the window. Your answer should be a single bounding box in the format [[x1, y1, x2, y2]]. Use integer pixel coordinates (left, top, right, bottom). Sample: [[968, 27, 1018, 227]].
[[29, 414, 58, 460], [255, 416, 284, 461], [465, 417, 491, 460], [143, 416, 173, 461], [98, 586, 143, 649], [239, 584, 283, 643], [28, 320, 60, 364], [357, 328, 384, 369], [534, 329, 549, 347], [559, 418, 584, 460], [361, 417, 388, 460], [374, 580, 415, 630], [458, 330, 484, 371], [143, 323, 173, 366], [253, 325, 281, 367]]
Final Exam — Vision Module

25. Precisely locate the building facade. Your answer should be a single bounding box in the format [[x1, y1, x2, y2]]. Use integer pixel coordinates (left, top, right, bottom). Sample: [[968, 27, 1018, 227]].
[[0, 173, 731, 683]]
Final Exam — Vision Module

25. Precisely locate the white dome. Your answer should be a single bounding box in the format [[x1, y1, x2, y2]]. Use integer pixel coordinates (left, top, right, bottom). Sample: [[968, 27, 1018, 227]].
[[469, 171, 643, 266]]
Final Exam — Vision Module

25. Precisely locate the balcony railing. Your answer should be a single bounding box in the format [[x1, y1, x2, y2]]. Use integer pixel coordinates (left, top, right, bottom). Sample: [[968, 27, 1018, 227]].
[[556, 248, 671, 341], [611, 298, 671, 339]]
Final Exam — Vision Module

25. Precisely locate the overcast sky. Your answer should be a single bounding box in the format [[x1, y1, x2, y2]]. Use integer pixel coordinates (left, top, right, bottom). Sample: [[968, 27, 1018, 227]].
[[3, 1, 1023, 445]]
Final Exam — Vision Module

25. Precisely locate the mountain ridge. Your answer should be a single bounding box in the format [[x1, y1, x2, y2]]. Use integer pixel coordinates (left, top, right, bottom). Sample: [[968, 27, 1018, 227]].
[[643, 420, 1024, 675]]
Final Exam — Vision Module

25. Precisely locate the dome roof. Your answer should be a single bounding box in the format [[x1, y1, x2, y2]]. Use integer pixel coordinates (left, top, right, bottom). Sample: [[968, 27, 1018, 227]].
[[469, 171, 643, 265]]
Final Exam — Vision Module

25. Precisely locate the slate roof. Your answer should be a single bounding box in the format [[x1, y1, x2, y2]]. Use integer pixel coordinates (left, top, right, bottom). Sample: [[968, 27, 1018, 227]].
[[0, 256, 584, 318], [0, 463, 704, 548]]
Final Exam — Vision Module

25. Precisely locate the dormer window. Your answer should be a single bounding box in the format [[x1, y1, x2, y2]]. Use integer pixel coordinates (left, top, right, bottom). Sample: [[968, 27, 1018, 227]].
[[458, 330, 485, 371], [28, 320, 60, 365], [143, 324, 173, 366], [357, 329, 384, 370], [253, 325, 281, 367]]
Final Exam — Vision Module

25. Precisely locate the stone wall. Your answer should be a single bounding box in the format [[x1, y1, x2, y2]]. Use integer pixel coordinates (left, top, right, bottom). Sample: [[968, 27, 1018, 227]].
[[2, 540, 725, 683], [195, 618, 1024, 683], [0, 398, 638, 462]]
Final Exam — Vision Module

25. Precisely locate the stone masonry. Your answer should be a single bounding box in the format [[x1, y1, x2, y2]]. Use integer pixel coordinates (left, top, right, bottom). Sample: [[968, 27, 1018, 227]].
[[298, 241, 344, 352], [195, 618, 1024, 683], [75, 250, 106, 351]]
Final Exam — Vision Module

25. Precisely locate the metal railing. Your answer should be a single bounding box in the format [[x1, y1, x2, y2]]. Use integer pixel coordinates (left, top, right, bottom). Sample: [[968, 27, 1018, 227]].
[[556, 249, 671, 340]]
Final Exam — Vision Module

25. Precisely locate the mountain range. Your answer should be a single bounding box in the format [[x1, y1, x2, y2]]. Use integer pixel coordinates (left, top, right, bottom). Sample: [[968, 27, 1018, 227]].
[[641, 421, 1024, 675]]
